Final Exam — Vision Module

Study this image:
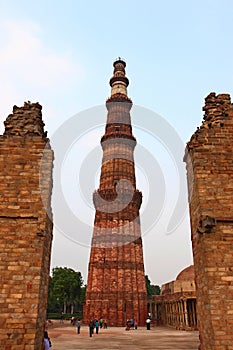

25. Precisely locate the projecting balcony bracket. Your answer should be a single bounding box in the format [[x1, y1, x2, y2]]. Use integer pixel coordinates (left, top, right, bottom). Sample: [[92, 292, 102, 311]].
[[197, 216, 216, 235]]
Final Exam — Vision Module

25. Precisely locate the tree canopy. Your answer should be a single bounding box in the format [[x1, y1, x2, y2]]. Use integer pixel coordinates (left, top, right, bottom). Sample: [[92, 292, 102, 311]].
[[145, 275, 161, 299], [47, 267, 85, 314], [47, 268, 160, 314]]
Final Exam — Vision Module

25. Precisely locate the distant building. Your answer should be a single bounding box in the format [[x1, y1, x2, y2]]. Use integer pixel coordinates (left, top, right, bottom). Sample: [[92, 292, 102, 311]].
[[148, 265, 197, 330]]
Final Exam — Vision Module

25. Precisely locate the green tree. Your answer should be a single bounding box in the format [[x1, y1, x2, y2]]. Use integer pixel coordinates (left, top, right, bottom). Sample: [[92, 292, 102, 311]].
[[145, 275, 161, 299], [47, 267, 85, 314]]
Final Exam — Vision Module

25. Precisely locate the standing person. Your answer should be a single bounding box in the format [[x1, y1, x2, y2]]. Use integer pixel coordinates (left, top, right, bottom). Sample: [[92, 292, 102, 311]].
[[60, 311, 64, 323], [100, 317, 103, 329], [95, 319, 99, 334], [134, 319, 138, 330], [43, 331, 51, 350], [146, 317, 151, 330], [76, 319, 81, 334], [89, 320, 94, 337], [125, 320, 131, 331]]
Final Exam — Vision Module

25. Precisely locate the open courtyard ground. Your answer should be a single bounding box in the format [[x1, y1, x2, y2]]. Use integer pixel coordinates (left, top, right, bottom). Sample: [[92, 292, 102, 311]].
[[47, 321, 199, 350]]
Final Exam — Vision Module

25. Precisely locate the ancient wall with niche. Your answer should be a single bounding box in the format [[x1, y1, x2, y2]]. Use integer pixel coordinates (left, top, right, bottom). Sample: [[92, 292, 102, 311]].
[[0, 102, 53, 350], [184, 93, 233, 349]]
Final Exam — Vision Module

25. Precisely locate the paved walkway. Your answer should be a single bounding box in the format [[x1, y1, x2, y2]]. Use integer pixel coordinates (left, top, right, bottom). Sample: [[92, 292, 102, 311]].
[[47, 321, 199, 350]]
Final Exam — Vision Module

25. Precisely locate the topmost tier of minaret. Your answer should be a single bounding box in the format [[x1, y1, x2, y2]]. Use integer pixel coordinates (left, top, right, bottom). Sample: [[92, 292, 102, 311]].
[[109, 58, 129, 96]]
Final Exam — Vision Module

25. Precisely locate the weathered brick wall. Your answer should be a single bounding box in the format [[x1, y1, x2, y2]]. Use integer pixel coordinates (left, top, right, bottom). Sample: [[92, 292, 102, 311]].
[[184, 93, 233, 349], [0, 102, 53, 350]]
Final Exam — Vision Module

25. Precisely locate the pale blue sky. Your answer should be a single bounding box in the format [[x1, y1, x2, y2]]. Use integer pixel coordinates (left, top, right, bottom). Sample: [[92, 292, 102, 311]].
[[1, 0, 233, 285]]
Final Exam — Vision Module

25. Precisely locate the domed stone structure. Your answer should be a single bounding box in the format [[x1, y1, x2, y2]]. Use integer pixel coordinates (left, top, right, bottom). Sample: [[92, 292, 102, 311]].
[[148, 265, 197, 331], [176, 265, 195, 281]]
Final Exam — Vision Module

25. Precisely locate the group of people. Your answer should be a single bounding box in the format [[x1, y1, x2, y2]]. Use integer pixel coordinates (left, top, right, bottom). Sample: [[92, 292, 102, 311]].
[[125, 319, 138, 330], [88, 318, 107, 337], [72, 317, 108, 336], [125, 314, 152, 331]]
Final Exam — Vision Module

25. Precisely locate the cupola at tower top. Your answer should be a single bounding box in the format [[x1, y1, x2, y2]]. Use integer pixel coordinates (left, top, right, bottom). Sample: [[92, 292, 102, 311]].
[[109, 57, 129, 96]]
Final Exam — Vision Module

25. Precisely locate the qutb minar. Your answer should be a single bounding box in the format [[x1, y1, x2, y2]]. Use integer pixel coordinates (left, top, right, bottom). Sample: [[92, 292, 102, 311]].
[[84, 59, 147, 326]]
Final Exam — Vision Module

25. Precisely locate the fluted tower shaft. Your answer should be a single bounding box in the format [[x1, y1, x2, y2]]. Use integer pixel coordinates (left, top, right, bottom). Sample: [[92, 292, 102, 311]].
[[84, 59, 147, 326]]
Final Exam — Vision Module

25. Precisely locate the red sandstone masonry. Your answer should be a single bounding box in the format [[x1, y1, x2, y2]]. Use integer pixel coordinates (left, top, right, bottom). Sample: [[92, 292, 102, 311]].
[[184, 93, 233, 350], [0, 102, 53, 350], [84, 60, 147, 326]]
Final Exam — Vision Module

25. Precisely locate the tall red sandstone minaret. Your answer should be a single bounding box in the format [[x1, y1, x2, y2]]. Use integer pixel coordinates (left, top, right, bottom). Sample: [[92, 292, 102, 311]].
[[84, 59, 147, 326]]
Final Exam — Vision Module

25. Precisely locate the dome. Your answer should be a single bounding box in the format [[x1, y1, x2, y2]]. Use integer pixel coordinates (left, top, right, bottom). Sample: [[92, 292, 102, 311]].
[[176, 265, 195, 281]]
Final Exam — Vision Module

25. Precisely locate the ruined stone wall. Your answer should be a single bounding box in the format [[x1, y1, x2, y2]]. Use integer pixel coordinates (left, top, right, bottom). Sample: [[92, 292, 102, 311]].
[[0, 102, 53, 350], [184, 93, 233, 349]]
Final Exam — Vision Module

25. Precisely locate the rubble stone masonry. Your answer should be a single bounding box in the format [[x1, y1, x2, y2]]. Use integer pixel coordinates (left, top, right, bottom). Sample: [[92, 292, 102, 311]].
[[0, 102, 53, 349], [184, 93, 233, 349]]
